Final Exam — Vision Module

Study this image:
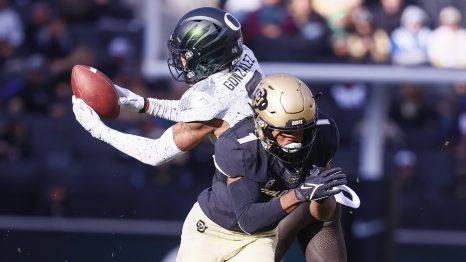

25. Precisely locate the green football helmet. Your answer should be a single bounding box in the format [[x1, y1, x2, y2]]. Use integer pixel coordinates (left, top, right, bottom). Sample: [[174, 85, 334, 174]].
[[167, 7, 244, 83]]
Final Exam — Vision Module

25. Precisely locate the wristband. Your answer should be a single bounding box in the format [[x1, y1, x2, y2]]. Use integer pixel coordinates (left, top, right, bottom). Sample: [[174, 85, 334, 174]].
[[139, 98, 150, 113]]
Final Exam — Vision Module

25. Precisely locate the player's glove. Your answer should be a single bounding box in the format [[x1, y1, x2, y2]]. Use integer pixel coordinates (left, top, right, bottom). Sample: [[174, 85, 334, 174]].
[[72, 96, 107, 140], [114, 84, 146, 113], [294, 166, 347, 202]]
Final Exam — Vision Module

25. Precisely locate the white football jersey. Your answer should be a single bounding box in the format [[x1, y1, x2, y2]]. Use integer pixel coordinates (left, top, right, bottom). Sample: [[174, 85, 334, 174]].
[[177, 46, 265, 127]]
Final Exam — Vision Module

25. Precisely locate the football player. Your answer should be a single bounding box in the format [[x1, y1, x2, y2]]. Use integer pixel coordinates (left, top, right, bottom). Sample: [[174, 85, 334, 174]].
[[176, 73, 347, 261], [73, 7, 262, 166], [72, 7, 354, 261]]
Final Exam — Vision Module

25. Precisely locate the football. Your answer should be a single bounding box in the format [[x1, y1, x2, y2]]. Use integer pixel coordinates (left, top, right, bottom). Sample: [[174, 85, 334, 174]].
[[71, 65, 120, 119]]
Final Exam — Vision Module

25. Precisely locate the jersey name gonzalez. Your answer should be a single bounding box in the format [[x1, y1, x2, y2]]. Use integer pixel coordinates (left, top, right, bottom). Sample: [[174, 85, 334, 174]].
[[223, 53, 256, 90], [177, 45, 265, 127]]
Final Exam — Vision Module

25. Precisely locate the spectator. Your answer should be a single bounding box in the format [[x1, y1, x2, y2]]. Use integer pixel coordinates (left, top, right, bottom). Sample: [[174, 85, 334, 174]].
[[242, 0, 290, 61], [313, 0, 362, 36], [313, 0, 363, 62], [57, 0, 96, 23], [223, 0, 262, 22], [427, 6, 466, 69], [17, 54, 51, 114], [390, 5, 431, 66], [391, 149, 422, 227], [93, 0, 135, 20], [345, 7, 390, 63], [0, 118, 32, 162], [282, 0, 332, 62], [371, 0, 405, 34], [0, 0, 24, 63], [164, 0, 220, 19], [35, 14, 75, 60], [100, 36, 136, 79], [389, 83, 440, 149], [24, 1, 53, 54], [390, 83, 438, 128], [328, 82, 368, 146]]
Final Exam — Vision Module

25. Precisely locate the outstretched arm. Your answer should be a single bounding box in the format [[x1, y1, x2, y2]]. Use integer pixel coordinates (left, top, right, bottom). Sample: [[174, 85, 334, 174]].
[[114, 84, 182, 122], [72, 96, 222, 166]]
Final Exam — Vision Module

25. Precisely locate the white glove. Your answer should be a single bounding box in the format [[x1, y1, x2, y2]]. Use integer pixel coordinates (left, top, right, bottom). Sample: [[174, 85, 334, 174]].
[[72, 96, 107, 140], [114, 84, 145, 113]]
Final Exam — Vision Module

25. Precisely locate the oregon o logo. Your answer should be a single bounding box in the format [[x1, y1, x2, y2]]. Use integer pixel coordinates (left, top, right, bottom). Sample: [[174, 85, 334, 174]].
[[224, 13, 241, 31]]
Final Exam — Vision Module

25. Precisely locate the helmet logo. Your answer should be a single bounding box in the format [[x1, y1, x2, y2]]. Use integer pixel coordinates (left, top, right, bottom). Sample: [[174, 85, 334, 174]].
[[253, 88, 268, 111], [224, 13, 241, 31]]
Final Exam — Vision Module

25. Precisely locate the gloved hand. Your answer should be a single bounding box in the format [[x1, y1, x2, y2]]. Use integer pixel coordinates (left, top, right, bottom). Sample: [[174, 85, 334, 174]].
[[294, 166, 347, 202], [114, 84, 145, 113], [72, 96, 107, 140]]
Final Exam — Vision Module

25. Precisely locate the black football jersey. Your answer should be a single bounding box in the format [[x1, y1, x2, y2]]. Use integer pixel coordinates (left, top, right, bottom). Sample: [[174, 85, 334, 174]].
[[197, 113, 339, 232]]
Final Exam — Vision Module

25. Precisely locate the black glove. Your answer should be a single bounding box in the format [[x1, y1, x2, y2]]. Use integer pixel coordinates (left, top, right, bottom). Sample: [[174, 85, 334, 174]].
[[294, 166, 347, 202]]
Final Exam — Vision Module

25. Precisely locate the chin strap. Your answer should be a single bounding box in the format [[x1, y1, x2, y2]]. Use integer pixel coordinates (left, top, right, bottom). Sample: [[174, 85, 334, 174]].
[[333, 185, 360, 208]]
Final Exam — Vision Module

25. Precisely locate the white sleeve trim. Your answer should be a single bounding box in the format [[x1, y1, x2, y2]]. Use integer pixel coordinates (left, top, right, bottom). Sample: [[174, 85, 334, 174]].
[[237, 222, 252, 235], [317, 119, 330, 125], [237, 133, 258, 144], [100, 126, 184, 166], [212, 155, 231, 177]]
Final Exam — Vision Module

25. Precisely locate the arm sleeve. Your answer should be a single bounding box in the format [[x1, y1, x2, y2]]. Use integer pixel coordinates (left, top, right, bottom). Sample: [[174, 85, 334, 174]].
[[98, 126, 184, 166], [215, 134, 286, 233], [145, 98, 181, 122], [145, 89, 219, 123], [227, 178, 287, 234]]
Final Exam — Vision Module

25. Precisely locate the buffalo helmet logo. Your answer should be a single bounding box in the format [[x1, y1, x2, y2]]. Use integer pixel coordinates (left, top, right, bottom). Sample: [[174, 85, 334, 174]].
[[253, 88, 268, 111]]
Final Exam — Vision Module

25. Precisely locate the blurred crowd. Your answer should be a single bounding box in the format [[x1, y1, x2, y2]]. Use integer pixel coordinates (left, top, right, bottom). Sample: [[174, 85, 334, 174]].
[[227, 0, 466, 67], [0, 0, 466, 233]]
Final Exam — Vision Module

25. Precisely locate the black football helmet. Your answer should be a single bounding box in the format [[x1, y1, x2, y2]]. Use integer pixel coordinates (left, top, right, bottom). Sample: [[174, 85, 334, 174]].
[[251, 74, 318, 165], [167, 7, 244, 84]]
